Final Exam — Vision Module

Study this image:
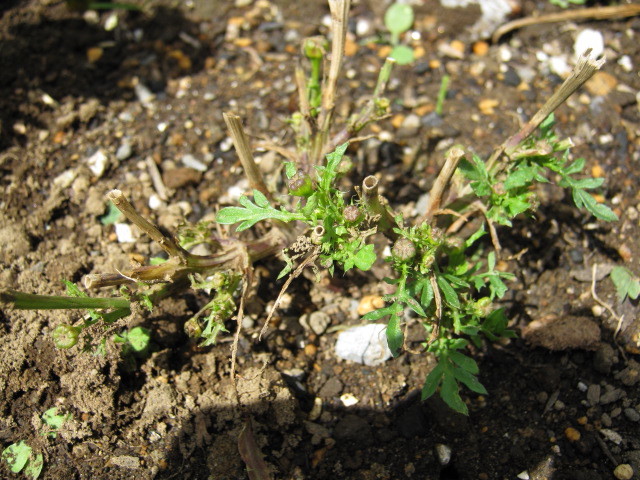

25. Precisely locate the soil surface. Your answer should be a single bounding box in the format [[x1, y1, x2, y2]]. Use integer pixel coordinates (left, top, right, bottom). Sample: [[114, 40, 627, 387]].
[[1, 1, 639, 479]]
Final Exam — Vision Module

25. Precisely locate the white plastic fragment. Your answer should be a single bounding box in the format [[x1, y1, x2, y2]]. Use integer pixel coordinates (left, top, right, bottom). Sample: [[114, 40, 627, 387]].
[[517, 471, 530, 480], [114, 223, 135, 243], [334, 324, 392, 367]]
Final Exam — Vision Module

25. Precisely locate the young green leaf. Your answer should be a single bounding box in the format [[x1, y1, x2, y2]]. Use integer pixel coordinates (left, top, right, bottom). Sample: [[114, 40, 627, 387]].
[[384, 3, 414, 35], [450, 351, 479, 374], [610, 266, 640, 302], [2, 441, 31, 473], [452, 366, 488, 395], [217, 190, 302, 231], [436, 276, 460, 308], [354, 244, 376, 271], [386, 314, 403, 357], [362, 302, 402, 321], [440, 369, 468, 415], [421, 362, 444, 400], [24, 453, 43, 480]]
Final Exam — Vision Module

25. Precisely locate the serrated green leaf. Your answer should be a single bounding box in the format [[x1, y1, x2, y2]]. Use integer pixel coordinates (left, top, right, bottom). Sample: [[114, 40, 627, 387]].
[[464, 225, 486, 248], [216, 195, 301, 231], [400, 293, 426, 317], [354, 244, 376, 271], [450, 351, 479, 374], [488, 275, 508, 299], [504, 167, 535, 190], [573, 189, 618, 221], [420, 279, 434, 310], [421, 362, 444, 400], [571, 177, 604, 189], [458, 157, 486, 182], [319, 142, 349, 192], [563, 157, 585, 175], [2, 441, 31, 473], [384, 3, 414, 34], [440, 369, 468, 415], [436, 276, 459, 308], [386, 314, 403, 357], [452, 366, 488, 395], [487, 251, 496, 271], [252, 189, 270, 208], [362, 303, 403, 321], [610, 266, 640, 302]]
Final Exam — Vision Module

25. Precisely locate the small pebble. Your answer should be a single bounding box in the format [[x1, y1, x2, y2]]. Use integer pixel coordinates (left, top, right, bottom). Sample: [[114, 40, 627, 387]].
[[574, 28, 604, 60], [435, 444, 452, 466], [116, 141, 132, 161], [86, 149, 109, 178], [516, 471, 530, 480], [339, 393, 358, 407], [565, 427, 581, 442], [135, 83, 155, 107], [600, 388, 624, 405], [587, 384, 601, 406], [613, 464, 634, 480], [624, 408, 640, 422], [114, 223, 135, 243], [357, 295, 385, 316], [181, 154, 207, 172]]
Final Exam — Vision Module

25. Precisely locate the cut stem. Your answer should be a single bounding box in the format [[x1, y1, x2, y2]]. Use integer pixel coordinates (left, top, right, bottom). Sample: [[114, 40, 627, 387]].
[[223, 112, 272, 200], [1, 290, 130, 310]]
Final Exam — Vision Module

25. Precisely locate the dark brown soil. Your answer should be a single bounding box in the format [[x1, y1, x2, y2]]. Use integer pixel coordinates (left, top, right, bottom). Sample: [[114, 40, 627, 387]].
[[1, 1, 639, 479]]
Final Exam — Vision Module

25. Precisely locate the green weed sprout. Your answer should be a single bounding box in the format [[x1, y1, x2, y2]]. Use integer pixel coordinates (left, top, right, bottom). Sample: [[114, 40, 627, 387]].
[[384, 2, 415, 65], [1, 408, 71, 479]]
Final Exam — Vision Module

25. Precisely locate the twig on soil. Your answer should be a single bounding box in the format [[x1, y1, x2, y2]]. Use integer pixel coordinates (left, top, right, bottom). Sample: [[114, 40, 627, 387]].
[[223, 112, 272, 200], [492, 4, 640, 43], [590, 264, 627, 361], [145, 156, 169, 201]]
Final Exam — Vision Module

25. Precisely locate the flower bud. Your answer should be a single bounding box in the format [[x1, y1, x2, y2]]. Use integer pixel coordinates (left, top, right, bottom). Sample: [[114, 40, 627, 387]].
[[392, 238, 416, 261], [288, 175, 314, 197], [52, 324, 81, 349], [342, 205, 362, 223], [302, 36, 328, 60]]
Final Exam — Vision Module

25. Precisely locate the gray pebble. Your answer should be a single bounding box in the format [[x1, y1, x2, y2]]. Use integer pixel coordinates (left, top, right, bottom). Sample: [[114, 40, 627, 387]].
[[587, 384, 601, 406], [611, 407, 622, 418], [116, 141, 132, 161], [318, 377, 343, 398], [397, 114, 421, 138], [601, 413, 612, 427], [624, 408, 640, 422]]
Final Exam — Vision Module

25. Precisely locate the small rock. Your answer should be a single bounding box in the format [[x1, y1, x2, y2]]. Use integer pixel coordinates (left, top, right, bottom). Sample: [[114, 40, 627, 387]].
[[586, 71, 618, 97], [53, 169, 77, 189], [135, 82, 155, 107], [162, 167, 201, 189], [86, 149, 109, 178], [624, 408, 640, 422], [396, 114, 421, 138], [300, 311, 331, 335], [565, 427, 581, 442], [614, 464, 634, 480], [574, 29, 604, 60], [318, 377, 343, 398], [110, 455, 140, 469], [114, 223, 135, 243], [435, 444, 452, 465], [587, 384, 601, 406], [334, 324, 393, 366], [600, 428, 623, 445], [600, 388, 624, 405], [339, 393, 358, 407], [116, 141, 133, 161], [616, 361, 640, 386], [601, 413, 612, 427], [593, 343, 616, 373], [516, 471, 529, 480], [78, 98, 100, 123], [181, 154, 207, 172], [357, 295, 385, 316]]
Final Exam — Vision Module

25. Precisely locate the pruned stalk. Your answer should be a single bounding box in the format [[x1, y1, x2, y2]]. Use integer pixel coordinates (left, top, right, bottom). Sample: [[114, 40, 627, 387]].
[[108, 189, 189, 261], [360, 175, 397, 236], [223, 112, 272, 200], [417, 146, 465, 225], [487, 51, 604, 170]]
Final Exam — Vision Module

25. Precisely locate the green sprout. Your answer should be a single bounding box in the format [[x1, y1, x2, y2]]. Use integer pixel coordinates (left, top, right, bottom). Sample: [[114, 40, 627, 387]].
[[384, 2, 415, 65]]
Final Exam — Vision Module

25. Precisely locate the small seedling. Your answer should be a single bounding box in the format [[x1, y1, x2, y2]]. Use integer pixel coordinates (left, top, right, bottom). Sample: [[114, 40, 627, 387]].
[[610, 266, 640, 303], [1, 408, 71, 479], [384, 2, 415, 65]]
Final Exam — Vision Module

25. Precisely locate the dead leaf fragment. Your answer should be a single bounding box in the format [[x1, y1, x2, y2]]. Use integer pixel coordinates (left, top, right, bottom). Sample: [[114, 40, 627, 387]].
[[238, 418, 272, 480]]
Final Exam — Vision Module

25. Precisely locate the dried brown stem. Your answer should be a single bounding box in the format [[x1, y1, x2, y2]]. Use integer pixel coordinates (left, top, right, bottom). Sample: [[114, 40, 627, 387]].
[[223, 112, 272, 200], [108, 189, 188, 261], [360, 175, 397, 237], [487, 51, 604, 171], [416, 146, 465, 225], [492, 4, 640, 43]]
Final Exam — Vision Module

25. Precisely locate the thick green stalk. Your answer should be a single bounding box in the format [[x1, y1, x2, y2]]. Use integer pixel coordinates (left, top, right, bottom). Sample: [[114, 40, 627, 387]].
[[1, 290, 130, 310]]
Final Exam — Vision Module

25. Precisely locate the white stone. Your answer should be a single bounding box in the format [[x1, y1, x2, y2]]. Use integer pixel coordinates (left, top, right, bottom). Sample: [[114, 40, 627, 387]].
[[334, 324, 392, 366], [339, 393, 359, 407], [115, 223, 135, 243], [181, 154, 207, 172], [574, 29, 604, 61], [435, 444, 452, 465], [86, 149, 108, 178]]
